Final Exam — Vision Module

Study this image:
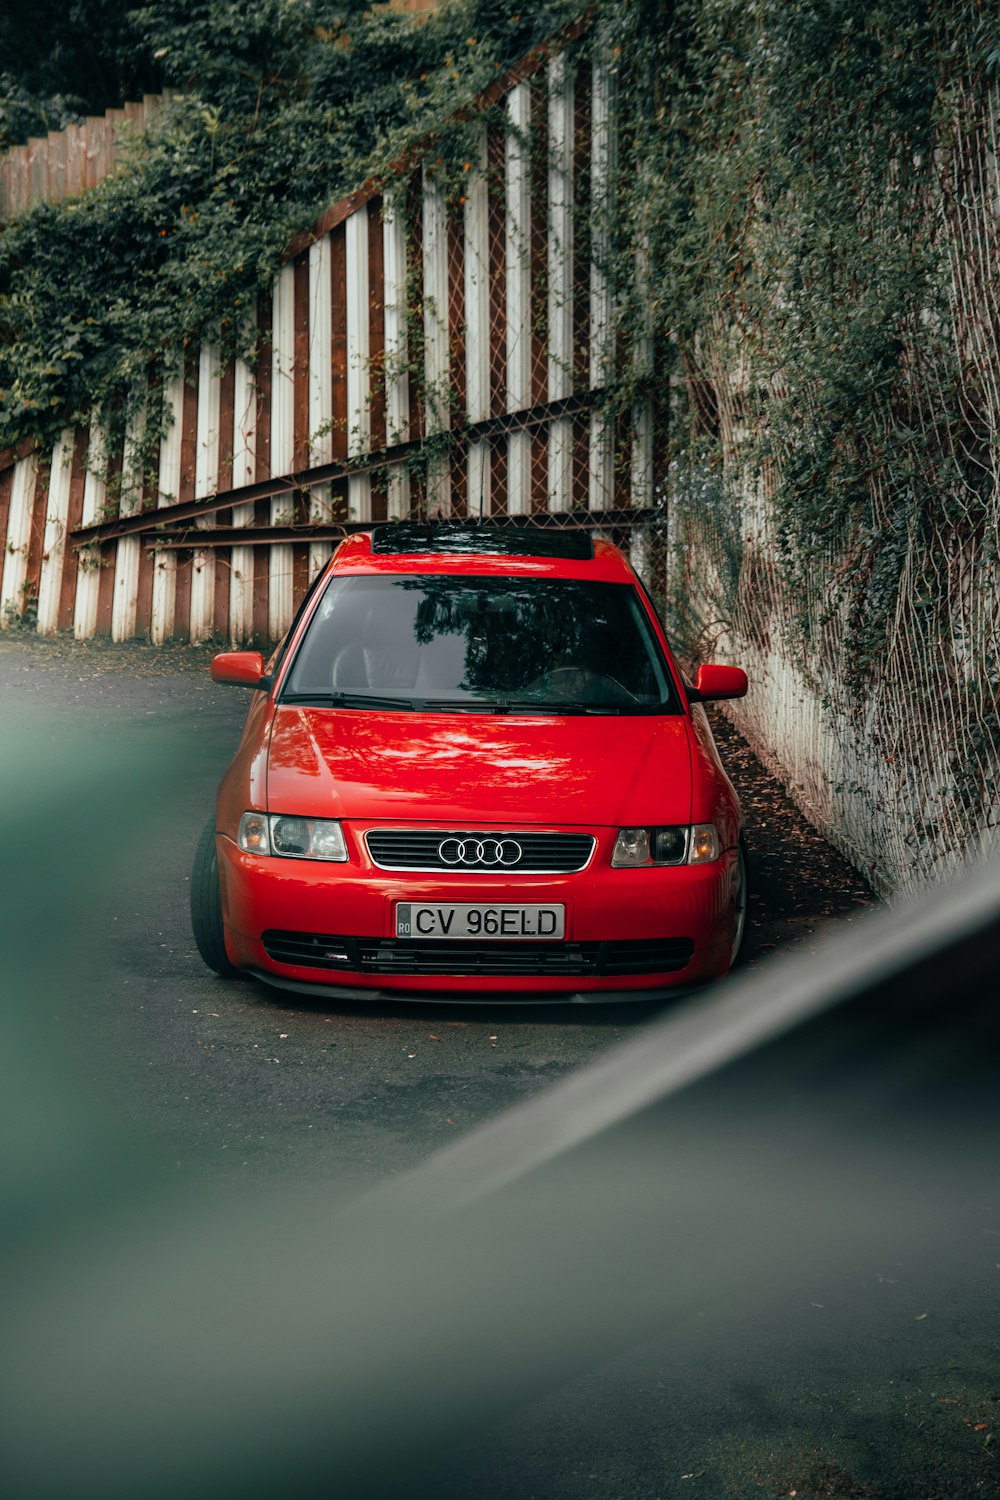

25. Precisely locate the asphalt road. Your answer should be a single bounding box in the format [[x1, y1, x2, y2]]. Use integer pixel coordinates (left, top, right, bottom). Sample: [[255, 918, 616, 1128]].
[[0, 634, 696, 1193], [0, 631, 874, 1192], [2, 632, 997, 1500]]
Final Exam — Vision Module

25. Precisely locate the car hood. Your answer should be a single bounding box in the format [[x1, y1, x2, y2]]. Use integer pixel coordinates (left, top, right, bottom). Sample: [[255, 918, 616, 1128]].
[[266, 706, 693, 825]]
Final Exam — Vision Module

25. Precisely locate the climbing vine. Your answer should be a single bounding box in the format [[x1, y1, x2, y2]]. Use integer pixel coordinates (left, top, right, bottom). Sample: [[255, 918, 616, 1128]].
[[0, 0, 577, 454]]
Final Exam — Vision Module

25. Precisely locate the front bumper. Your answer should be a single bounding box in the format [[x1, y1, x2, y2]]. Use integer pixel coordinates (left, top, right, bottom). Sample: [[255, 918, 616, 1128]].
[[217, 824, 737, 998], [246, 969, 708, 1006]]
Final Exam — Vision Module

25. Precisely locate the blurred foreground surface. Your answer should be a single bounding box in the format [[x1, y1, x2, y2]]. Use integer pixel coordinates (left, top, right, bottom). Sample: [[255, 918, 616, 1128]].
[[0, 635, 996, 1500]]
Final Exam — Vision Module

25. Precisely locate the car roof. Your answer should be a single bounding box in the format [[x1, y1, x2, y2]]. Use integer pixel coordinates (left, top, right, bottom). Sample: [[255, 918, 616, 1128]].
[[370, 522, 594, 560], [328, 524, 638, 584]]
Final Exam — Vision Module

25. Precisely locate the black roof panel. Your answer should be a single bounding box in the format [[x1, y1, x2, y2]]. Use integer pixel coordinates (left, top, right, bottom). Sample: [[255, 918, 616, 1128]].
[[370, 522, 594, 561]]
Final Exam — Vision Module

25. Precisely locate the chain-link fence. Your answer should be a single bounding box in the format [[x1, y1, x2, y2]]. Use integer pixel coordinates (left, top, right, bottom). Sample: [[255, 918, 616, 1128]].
[[662, 54, 1000, 896]]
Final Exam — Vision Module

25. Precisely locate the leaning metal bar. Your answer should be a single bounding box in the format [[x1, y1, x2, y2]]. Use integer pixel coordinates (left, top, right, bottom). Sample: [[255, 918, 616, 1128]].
[[143, 508, 657, 549], [70, 390, 607, 548]]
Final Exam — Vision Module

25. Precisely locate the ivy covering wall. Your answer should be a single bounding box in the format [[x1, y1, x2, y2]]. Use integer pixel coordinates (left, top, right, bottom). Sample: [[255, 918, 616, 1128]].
[[627, 0, 1000, 894]]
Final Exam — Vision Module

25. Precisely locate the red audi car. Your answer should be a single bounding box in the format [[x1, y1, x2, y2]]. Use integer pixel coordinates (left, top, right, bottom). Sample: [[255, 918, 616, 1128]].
[[191, 522, 749, 1002]]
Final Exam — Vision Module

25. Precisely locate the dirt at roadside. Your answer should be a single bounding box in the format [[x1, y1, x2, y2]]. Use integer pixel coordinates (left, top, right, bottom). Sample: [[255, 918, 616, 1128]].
[[0, 628, 219, 679], [707, 709, 878, 963]]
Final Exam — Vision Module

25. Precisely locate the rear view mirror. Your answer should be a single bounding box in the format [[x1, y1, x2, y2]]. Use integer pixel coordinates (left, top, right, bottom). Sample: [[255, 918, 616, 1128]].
[[211, 651, 269, 689], [689, 664, 748, 702]]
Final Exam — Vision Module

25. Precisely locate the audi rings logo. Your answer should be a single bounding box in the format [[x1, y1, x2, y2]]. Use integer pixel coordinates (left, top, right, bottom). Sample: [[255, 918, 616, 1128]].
[[438, 836, 523, 867]]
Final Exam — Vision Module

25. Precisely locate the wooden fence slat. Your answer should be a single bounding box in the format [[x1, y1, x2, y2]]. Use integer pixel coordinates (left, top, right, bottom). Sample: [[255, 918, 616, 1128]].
[[94, 429, 125, 638], [210, 355, 237, 642], [84, 117, 108, 191], [22, 449, 51, 623], [9, 147, 28, 216], [73, 417, 105, 638], [308, 236, 334, 467], [65, 125, 85, 199], [306, 235, 335, 580], [506, 81, 532, 515], [382, 193, 411, 520], [190, 343, 221, 642], [447, 200, 467, 517], [54, 430, 88, 630], [0, 468, 14, 606], [168, 352, 200, 642], [268, 263, 296, 639], [547, 51, 574, 514], [46, 132, 67, 204], [36, 431, 74, 633], [111, 402, 148, 641], [529, 78, 548, 415], [252, 300, 273, 644], [589, 42, 615, 513], [330, 222, 349, 467], [422, 170, 450, 514], [571, 57, 592, 514], [0, 456, 38, 625], [290, 254, 314, 600], [150, 373, 184, 643], [346, 205, 372, 521], [229, 331, 258, 643], [368, 197, 387, 522], [293, 254, 311, 472], [465, 126, 491, 520], [26, 138, 47, 204]]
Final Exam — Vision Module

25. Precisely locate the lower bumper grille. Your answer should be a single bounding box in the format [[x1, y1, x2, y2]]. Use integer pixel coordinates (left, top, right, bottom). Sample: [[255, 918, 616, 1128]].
[[262, 931, 694, 978]]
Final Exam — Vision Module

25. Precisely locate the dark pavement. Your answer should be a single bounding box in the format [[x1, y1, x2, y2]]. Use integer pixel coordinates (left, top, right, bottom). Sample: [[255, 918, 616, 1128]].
[[1, 632, 996, 1500]]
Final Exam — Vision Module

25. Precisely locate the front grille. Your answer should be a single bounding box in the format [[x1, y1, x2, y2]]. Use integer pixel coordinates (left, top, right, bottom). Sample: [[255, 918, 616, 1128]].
[[262, 931, 694, 978], [364, 830, 596, 873]]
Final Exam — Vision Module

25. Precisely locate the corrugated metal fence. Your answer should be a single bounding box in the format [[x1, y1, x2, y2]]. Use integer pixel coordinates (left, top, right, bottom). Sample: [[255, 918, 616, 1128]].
[[0, 39, 653, 647]]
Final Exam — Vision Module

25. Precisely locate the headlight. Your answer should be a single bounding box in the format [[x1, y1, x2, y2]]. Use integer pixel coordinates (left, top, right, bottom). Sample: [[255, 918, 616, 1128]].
[[611, 823, 720, 867], [237, 812, 348, 861]]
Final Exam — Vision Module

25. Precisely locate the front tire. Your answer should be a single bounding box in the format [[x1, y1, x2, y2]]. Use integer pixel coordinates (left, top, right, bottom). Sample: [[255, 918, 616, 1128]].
[[190, 817, 241, 977]]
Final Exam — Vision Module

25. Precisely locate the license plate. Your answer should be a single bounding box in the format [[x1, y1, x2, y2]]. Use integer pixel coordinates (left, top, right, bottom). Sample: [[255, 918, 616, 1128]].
[[395, 902, 565, 941]]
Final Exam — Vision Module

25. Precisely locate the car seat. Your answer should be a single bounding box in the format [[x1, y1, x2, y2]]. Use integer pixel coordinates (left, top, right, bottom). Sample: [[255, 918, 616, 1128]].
[[330, 612, 421, 692]]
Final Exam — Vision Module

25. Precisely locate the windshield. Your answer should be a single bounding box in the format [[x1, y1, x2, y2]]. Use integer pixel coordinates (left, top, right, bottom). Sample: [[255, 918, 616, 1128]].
[[281, 575, 678, 714]]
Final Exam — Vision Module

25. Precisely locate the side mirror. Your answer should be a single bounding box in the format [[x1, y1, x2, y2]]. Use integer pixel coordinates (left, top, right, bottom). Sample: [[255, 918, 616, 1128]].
[[688, 664, 748, 702], [211, 651, 270, 690]]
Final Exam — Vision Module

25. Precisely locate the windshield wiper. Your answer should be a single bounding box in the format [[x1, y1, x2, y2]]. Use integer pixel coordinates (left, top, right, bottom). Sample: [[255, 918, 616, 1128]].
[[418, 698, 555, 714], [420, 698, 622, 715], [281, 693, 640, 715], [503, 700, 623, 715], [280, 691, 418, 710], [418, 700, 502, 713]]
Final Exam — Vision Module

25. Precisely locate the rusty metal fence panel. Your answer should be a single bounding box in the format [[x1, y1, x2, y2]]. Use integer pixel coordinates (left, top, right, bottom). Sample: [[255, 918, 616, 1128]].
[[0, 40, 651, 650]]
